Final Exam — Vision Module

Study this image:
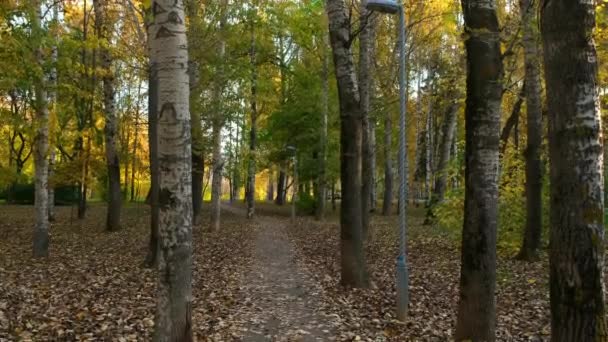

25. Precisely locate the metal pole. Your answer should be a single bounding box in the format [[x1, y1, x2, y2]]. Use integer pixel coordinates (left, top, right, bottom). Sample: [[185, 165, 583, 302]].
[[396, 1, 409, 321], [292, 154, 297, 221]]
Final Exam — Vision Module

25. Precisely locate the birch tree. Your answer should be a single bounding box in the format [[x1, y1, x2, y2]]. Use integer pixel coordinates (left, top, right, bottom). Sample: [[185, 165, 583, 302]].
[[542, 0, 607, 339], [94, 0, 122, 232], [455, 0, 502, 339], [149, 0, 193, 339]]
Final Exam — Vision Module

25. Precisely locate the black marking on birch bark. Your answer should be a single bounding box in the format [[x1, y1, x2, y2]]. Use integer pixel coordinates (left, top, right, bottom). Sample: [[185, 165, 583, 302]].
[[156, 26, 175, 38], [152, 1, 167, 15], [159, 188, 175, 209], [159, 102, 177, 122], [168, 11, 182, 24]]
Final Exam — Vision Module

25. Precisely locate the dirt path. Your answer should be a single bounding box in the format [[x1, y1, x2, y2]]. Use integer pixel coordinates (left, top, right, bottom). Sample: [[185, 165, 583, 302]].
[[224, 206, 339, 341]]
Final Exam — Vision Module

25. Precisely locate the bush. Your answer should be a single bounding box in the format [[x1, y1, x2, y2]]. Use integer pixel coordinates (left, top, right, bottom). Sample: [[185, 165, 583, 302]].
[[296, 191, 316, 216], [6, 183, 35, 204], [434, 147, 550, 255], [54, 185, 80, 205]]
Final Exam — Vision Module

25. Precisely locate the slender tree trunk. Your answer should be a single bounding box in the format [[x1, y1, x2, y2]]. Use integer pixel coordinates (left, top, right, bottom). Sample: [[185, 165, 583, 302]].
[[369, 113, 377, 212], [359, 0, 375, 238], [542, 1, 607, 339], [516, 0, 543, 261], [382, 110, 393, 216], [246, 4, 258, 219], [94, 0, 122, 232], [211, 0, 227, 231], [499, 84, 525, 154], [210, 123, 223, 230], [454, 0, 502, 340], [78, 137, 90, 219], [326, 0, 369, 288], [48, 3, 59, 222], [150, 0, 193, 339], [124, 127, 130, 196], [276, 165, 286, 205], [315, 34, 329, 221], [33, 1, 50, 258], [266, 171, 274, 201], [187, 2, 204, 227], [424, 88, 434, 202], [144, 65, 160, 268], [130, 83, 142, 202], [428, 96, 459, 210]]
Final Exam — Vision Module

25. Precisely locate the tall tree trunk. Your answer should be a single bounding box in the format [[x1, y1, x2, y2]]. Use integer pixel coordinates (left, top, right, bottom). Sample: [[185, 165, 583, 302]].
[[499, 84, 525, 154], [94, 0, 122, 232], [315, 33, 329, 221], [78, 137, 90, 219], [382, 110, 393, 216], [428, 95, 459, 210], [211, 0, 227, 231], [369, 113, 377, 212], [359, 0, 375, 238], [246, 4, 258, 219], [144, 65, 160, 268], [210, 122, 223, 230], [276, 165, 286, 205], [424, 88, 434, 202], [48, 2, 59, 222], [266, 170, 274, 201], [130, 83, 142, 202], [187, 0, 204, 227], [516, 0, 543, 261], [150, 0, 193, 339], [542, 0, 607, 339], [454, 0, 502, 340], [33, 0, 50, 258], [326, 0, 369, 288], [47, 2, 60, 222]]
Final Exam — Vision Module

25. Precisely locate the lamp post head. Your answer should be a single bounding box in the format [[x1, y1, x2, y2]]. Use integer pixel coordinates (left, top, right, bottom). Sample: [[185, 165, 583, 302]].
[[366, 0, 400, 14]]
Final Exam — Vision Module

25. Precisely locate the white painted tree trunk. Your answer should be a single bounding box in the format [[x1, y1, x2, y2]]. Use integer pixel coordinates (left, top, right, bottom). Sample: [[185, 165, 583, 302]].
[[150, 0, 193, 339], [33, 0, 50, 258]]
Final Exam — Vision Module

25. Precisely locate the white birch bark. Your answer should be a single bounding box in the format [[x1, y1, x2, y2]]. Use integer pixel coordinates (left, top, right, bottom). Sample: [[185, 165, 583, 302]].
[[94, 0, 122, 232], [150, 0, 193, 339]]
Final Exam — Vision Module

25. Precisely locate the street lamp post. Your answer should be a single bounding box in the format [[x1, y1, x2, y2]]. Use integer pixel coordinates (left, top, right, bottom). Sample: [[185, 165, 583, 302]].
[[286, 146, 297, 222], [366, 0, 409, 321]]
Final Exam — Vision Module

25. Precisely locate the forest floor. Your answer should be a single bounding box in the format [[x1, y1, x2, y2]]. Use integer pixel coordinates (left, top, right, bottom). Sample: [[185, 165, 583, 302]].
[[0, 202, 553, 341]]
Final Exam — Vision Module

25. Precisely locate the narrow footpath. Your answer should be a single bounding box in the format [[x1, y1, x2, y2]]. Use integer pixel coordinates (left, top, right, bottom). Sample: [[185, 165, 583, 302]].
[[224, 205, 340, 341]]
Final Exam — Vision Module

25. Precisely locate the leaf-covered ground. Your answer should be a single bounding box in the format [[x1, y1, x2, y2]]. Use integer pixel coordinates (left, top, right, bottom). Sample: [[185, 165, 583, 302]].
[[0, 203, 555, 341]]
